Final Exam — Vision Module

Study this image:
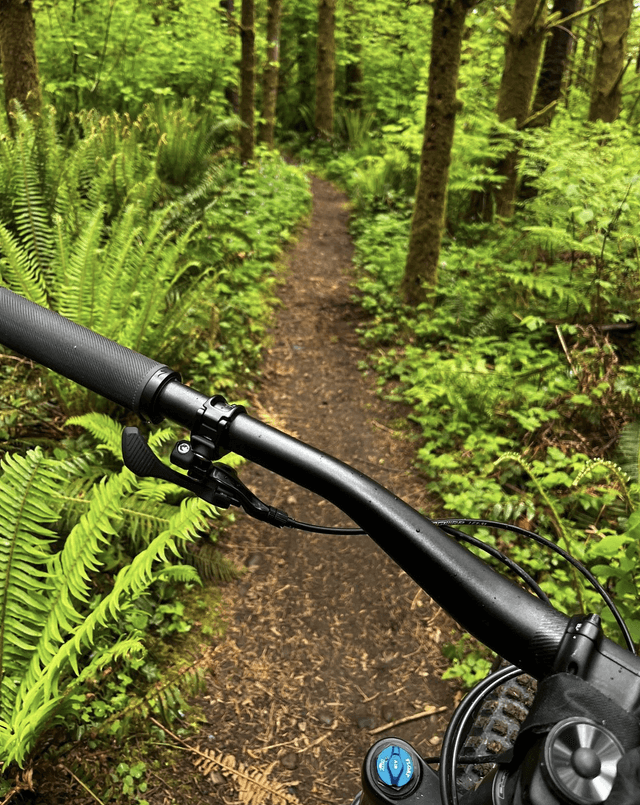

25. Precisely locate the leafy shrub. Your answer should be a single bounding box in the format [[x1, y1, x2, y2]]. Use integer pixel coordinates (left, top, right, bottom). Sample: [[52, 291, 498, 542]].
[[36, 0, 235, 118]]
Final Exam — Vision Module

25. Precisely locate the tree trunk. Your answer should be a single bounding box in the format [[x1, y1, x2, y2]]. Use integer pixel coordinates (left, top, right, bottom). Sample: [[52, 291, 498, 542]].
[[401, 0, 475, 307], [0, 0, 41, 127], [221, 0, 239, 113], [295, 10, 315, 118], [494, 0, 547, 218], [344, 0, 363, 110], [314, 0, 336, 138], [239, 0, 255, 162], [588, 0, 633, 122], [576, 3, 598, 91], [260, 0, 282, 148], [532, 0, 581, 124]]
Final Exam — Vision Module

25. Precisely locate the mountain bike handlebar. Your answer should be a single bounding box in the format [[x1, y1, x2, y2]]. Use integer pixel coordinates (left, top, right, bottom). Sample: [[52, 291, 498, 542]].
[[0, 287, 179, 419], [2, 286, 640, 803], [0, 285, 568, 676]]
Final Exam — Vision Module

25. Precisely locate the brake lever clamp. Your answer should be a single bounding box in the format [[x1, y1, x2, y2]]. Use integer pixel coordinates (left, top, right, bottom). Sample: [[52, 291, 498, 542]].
[[122, 427, 289, 527]]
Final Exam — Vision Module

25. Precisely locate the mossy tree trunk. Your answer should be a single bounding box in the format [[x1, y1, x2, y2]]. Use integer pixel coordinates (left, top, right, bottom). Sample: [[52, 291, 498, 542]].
[[314, 0, 336, 138], [588, 0, 633, 122], [532, 0, 581, 124], [344, 0, 363, 110], [0, 0, 41, 127], [401, 0, 477, 307], [494, 0, 547, 218], [239, 0, 255, 162], [260, 0, 282, 148]]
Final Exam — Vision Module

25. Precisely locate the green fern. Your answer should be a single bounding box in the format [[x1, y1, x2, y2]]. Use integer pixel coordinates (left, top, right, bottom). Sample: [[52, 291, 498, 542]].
[[11, 114, 55, 283], [0, 424, 219, 768], [0, 222, 47, 305], [616, 421, 640, 484]]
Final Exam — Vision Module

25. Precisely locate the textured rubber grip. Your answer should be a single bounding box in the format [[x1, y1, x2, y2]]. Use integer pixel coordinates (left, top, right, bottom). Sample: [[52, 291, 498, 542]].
[[0, 287, 176, 415]]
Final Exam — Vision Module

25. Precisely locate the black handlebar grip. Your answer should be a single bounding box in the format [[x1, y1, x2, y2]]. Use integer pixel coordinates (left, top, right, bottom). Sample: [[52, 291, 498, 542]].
[[0, 287, 179, 418]]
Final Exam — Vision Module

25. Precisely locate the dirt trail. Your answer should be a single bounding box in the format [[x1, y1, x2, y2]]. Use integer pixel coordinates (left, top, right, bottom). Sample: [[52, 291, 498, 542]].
[[169, 177, 457, 804]]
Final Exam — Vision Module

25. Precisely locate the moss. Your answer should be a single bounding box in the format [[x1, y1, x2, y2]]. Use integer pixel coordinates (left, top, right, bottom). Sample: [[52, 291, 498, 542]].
[[588, 0, 633, 123], [315, 0, 337, 137]]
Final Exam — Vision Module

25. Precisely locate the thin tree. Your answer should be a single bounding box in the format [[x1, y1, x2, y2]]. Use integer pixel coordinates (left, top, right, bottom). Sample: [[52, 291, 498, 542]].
[[260, 0, 282, 148], [588, 0, 633, 122], [344, 0, 363, 110], [532, 0, 582, 124], [401, 0, 480, 307], [220, 0, 239, 113], [314, 0, 337, 137], [0, 0, 41, 127], [493, 0, 547, 218], [239, 0, 255, 162]]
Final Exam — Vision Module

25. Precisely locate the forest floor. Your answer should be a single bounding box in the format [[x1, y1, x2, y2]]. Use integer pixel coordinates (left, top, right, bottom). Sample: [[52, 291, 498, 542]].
[[31, 177, 459, 805], [146, 176, 460, 805]]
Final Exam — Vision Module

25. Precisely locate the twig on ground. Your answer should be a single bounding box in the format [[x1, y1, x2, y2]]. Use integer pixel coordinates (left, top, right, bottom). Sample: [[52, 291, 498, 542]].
[[369, 705, 447, 735]]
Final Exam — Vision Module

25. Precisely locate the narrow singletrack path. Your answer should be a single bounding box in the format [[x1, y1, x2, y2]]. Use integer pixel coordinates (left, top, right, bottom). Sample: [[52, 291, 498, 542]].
[[166, 178, 457, 804]]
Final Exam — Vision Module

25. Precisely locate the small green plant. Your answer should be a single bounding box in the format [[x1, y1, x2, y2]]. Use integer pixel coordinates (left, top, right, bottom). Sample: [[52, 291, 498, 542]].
[[441, 636, 492, 687], [116, 760, 148, 801]]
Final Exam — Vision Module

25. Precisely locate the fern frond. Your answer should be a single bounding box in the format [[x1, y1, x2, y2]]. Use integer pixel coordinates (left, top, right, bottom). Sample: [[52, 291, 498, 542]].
[[0, 223, 47, 305], [67, 413, 124, 460], [0, 449, 61, 723], [12, 117, 54, 280], [12, 471, 132, 711], [192, 746, 302, 804], [93, 204, 144, 336], [156, 565, 201, 584], [572, 458, 634, 511], [185, 542, 239, 583], [124, 223, 200, 353], [58, 205, 105, 328], [617, 421, 640, 484]]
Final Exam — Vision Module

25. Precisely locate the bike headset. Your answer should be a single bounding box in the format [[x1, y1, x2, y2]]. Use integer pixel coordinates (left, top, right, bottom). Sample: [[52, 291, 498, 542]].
[[1, 285, 639, 805]]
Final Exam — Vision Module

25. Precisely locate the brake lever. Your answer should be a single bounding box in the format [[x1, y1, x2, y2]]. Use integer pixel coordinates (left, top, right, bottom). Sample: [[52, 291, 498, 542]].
[[122, 427, 289, 526], [122, 427, 233, 507]]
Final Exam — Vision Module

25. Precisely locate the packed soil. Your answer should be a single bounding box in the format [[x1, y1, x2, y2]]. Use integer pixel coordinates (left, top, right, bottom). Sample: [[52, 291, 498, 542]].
[[150, 177, 459, 804], [25, 177, 459, 805]]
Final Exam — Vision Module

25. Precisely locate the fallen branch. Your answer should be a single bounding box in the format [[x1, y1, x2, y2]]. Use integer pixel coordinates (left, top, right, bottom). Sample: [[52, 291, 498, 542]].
[[369, 705, 447, 735]]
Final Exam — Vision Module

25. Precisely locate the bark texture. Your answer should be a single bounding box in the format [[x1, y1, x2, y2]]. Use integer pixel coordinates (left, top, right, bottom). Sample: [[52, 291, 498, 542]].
[[401, 0, 473, 306], [0, 0, 41, 125], [314, 0, 337, 137], [260, 0, 282, 148], [344, 0, 363, 109], [588, 0, 633, 122], [532, 0, 581, 123], [239, 0, 255, 162], [494, 0, 547, 217]]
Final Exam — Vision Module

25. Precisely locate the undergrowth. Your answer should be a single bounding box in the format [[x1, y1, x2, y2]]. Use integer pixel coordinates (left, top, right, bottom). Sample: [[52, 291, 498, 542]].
[[0, 100, 310, 786], [325, 109, 640, 685]]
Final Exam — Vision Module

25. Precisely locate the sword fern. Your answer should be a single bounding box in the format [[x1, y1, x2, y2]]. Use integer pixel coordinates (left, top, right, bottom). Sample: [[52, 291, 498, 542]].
[[0, 433, 213, 768]]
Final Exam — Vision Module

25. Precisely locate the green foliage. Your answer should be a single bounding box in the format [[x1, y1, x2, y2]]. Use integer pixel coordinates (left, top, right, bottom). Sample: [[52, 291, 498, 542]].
[[0, 107, 310, 413], [0, 429, 216, 768], [323, 60, 640, 684], [442, 635, 492, 687], [35, 0, 235, 118], [150, 99, 238, 187]]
